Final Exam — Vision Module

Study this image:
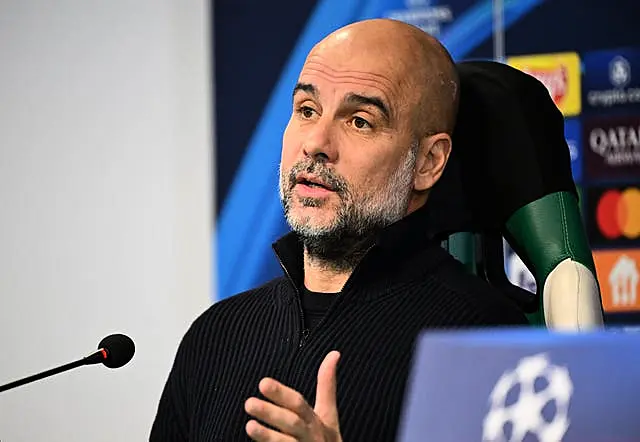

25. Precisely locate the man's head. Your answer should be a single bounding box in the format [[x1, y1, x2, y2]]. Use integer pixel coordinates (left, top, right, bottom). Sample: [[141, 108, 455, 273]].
[[279, 19, 459, 267]]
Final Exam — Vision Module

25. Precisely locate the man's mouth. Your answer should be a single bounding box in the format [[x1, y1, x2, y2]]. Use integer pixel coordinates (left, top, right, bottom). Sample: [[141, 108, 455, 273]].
[[295, 174, 334, 191]]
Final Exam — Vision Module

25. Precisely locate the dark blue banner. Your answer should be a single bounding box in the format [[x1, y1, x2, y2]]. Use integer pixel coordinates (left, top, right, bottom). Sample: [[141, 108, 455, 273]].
[[214, 0, 640, 302], [582, 47, 640, 115]]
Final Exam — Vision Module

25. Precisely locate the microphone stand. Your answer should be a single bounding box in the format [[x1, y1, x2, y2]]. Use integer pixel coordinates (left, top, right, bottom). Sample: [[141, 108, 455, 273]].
[[0, 350, 105, 393]]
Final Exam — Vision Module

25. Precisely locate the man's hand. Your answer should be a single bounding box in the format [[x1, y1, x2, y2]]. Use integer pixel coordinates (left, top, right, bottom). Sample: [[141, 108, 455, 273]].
[[245, 351, 342, 442]]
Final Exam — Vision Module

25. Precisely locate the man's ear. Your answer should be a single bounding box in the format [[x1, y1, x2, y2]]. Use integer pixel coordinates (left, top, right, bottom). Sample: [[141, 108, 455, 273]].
[[414, 133, 452, 192]]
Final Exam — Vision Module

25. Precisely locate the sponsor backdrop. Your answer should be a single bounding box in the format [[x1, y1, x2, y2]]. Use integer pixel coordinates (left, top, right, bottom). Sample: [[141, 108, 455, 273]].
[[215, 0, 640, 324], [504, 47, 640, 325]]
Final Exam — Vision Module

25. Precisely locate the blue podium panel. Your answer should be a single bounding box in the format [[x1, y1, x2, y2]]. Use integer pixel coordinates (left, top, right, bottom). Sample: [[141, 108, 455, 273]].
[[397, 329, 640, 442]]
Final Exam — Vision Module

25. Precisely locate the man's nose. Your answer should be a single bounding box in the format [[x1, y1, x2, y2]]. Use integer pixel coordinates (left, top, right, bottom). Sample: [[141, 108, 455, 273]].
[[302, 120, 337, 163]]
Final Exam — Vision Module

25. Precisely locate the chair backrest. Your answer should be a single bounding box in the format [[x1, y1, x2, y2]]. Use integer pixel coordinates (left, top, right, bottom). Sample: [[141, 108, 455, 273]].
[[427, 60, 605, 330]]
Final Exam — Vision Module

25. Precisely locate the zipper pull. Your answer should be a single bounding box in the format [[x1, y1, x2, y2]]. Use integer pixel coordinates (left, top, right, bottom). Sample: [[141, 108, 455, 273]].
[[299, 328, 310, 348]]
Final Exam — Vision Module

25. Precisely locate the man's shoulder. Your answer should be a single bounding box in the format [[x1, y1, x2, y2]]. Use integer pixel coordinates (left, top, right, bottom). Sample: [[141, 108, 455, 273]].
[[425, 249, 530, 326]]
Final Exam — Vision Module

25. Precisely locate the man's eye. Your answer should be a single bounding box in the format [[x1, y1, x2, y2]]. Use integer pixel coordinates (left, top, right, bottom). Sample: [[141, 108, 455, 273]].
[[298, 106, 315, 118], [352, 116, 371, 129]]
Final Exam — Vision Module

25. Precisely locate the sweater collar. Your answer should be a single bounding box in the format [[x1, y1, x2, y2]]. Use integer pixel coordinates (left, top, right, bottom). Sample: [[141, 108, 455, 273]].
[[272, 202, 442, 298]]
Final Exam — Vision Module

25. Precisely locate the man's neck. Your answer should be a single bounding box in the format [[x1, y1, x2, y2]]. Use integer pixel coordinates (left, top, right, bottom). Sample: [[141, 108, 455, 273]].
[[303, 250, 352, 293]]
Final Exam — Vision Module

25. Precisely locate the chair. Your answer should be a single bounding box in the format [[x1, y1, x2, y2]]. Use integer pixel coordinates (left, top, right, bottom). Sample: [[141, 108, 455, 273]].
[[426, 60, 604, 330]]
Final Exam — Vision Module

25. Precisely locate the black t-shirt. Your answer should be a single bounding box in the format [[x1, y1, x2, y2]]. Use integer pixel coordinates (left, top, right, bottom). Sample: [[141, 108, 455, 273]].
[[300, 286, 338, 331]]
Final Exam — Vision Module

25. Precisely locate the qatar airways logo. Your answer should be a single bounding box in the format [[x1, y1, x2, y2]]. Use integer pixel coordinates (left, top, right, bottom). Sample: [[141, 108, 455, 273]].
[[589, 125, 640, 166], [523, 66, 569, 105]]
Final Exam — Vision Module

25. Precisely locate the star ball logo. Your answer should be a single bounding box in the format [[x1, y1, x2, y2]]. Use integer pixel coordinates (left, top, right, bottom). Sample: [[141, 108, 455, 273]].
[[482, 353, 573, 442], [589, 186, 640, 244]]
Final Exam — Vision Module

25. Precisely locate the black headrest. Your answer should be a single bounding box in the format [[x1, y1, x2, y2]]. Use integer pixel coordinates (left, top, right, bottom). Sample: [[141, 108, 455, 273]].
[[426, 60, 578, 237]]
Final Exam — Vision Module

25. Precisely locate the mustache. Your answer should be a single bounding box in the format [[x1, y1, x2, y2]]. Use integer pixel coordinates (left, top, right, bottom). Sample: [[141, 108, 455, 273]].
[[287, 160, 348, 194]]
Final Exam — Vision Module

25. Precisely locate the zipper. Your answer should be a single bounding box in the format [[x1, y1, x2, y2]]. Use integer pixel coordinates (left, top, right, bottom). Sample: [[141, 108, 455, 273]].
[[299, 328, 310, 348], [276, 244, 377, 385], [277, 243, 376, 348], [277, 256, 308, 347], [275, 255, 311, 385], [297, 244, 377, 340]]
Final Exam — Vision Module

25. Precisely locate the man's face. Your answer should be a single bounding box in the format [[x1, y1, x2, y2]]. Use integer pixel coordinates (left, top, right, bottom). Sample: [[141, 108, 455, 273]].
[[279, 35, 419, 240]]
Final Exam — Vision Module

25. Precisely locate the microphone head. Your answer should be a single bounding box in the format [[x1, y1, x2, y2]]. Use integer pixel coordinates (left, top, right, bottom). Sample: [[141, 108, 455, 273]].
[[98, 334, 135, 369]]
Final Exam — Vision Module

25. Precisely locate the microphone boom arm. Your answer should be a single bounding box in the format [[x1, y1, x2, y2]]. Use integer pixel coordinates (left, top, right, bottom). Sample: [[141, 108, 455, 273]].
[[0, 356, 90, 393]]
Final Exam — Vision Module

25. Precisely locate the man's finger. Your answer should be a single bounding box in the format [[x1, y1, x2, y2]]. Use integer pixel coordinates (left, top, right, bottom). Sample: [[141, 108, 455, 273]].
[[258, 378, 316, 424], [314, 351, 341, 428], [245, 419, 297, 442], [245, 397, 308, 437]]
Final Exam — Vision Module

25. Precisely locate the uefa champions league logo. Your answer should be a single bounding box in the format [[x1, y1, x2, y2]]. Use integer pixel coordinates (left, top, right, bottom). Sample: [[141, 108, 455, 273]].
[[482, 353, 573, 442], [609, 56, 631, 88]]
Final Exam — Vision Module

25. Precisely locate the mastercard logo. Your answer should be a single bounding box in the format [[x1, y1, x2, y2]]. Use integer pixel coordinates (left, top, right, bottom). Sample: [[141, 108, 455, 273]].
[[596, 188, 640, 239]]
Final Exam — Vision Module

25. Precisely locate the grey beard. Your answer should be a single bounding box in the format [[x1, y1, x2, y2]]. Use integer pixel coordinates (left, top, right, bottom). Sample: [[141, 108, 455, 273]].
[[298, 207, 383, 273], [280, 166, 377, 272], [280, 143, 418, 272]]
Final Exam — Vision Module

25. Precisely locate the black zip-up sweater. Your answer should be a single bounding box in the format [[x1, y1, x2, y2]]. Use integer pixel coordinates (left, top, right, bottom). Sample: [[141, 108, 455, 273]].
[[150, 206, 529, 441]]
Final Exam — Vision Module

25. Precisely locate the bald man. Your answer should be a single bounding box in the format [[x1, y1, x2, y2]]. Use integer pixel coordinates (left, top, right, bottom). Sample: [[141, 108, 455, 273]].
[[150, 19, 528, 442]]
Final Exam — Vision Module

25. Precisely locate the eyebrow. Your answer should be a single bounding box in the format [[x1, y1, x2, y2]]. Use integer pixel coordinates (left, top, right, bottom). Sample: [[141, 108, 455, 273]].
[[344, 93, 390, 120], [292, 82, 317, 98]]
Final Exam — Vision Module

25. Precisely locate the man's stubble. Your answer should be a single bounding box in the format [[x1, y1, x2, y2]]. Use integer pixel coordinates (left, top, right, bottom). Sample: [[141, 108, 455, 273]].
[[279, 142, 418, 272]]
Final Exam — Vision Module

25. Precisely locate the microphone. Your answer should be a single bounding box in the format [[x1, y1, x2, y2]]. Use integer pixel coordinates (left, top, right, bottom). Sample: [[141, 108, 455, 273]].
[[0, 333, 135, 393]]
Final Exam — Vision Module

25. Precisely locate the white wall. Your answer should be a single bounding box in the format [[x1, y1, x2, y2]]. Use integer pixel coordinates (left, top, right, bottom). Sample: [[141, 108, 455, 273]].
[[0, 1, 213, 441]]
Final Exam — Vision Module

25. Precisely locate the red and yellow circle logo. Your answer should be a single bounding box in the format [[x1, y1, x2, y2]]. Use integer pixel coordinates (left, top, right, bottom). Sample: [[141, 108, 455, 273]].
[[596, 187, 640, 239]]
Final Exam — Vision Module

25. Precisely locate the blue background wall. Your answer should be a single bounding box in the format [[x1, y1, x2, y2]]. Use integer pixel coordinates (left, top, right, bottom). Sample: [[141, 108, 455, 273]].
[[213, 0, 640, 322]]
